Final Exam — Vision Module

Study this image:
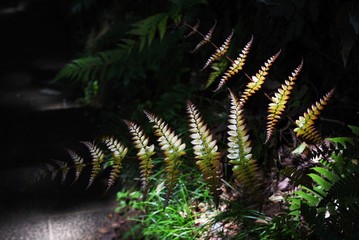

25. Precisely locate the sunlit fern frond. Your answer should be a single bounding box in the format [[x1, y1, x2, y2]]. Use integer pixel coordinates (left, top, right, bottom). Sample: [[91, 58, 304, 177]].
[[294, 89, 335, 144], [265, 60, 303, 143], [144, 111, 186, 206], [227, 90, 253, 165], [201, 29, 234, 70], [214, 35, 253, 92], [81, 141, 105, 189], [239, 50, 281, 107], [184, 19, 200, 38], [124, 120, 155, 200], [227, 89, 261, 201], [102, 136, 128, 191], [191, 20, 217, 53], [66, 149, 86, 184], [187, 100, 222, 203]]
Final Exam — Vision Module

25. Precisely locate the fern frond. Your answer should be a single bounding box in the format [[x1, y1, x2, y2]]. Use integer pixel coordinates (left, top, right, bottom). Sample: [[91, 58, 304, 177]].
[[81, 141, 105, 189], [265, 60, 303, 143], [60, 162, 70, 184], [102, 136, 128, 191], [227, 89, 261, 199], [124, 120, 155, 200], [184, 19, 200, 38], [294, 89, 335, 143], [186, 101, 222, 203], [66, 149, 86, 184], [144, 111, 186, 206], [204, 59, 228, 90], [201, 29, 234, 70], [127, 13, 169, 50], [214, 35, 253, 92], [191, 20, 217, 53], [227, 90, 253, 163], [239, 50, 281, 107]]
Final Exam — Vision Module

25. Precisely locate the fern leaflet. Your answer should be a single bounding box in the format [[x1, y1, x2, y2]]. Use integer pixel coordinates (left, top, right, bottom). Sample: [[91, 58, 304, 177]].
[[102, 136, 128, 191], [294, 89, 335, 143], [187, 100, 222, 203], [227, 90, 261, 199], [124, 120, 155, 200], [239, 50, 281, 107], [82, 141, 105, 189], [202, 29, 234, 70], [191, 20, 216, 53], [144, 111, 186, 206], [265, 60, 303, 143], [214, 35, 253, 92], [67, 149, 86, 184]]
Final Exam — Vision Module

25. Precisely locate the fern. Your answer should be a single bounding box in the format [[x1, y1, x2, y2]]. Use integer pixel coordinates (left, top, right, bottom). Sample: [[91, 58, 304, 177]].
[[214, 35, 253, 92], [265, 60, 303, 143], [124, 120, 155, 200], [294, 89, 335, 143], [66, 149, 86, 184], [204, 59, 228, 90], [239, 50, 281, 107], [288, 133, 359, 239], [102, 136, 128, 191], [227, 90, 261, 201], [190, 20, 216, 53], [186, 100, 222, 204], [81, 141, 105, 189], [201, 29, 234, 70], [144, 111, 186, 206]]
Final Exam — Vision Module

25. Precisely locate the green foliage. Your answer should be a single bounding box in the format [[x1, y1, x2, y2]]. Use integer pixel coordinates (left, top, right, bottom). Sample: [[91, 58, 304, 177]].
[[55, 0, 208, 105], [289, 133, 359, 239], [115, 170, 212, 240]]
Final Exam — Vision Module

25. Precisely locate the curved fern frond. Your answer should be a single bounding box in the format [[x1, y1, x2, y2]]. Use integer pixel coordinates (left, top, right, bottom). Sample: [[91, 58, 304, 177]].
[[66, 149, 86, 184], [81, 141, 105, 189], [239, 50, 281, 107], [102, 136, 128, 191], [144, 111, 186, 206], [191, 20, 217, 53], [294, 89, 335, 143], [202, 29, 234, 70], [187, 101, 222, 203], [124, 120, 155, 200], [227, 90, 261, 199], [214, 35, 253, 92], [265, 60, 303, 143]]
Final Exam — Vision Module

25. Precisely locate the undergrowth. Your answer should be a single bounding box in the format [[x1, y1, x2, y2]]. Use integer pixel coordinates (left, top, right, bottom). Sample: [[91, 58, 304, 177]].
[[41, 19, 359, 239]]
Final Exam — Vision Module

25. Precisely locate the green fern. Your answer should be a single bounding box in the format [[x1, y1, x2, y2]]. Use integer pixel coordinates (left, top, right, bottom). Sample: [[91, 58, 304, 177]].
[[290, 136, 359, 239], [144, 111, 186, 206]]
